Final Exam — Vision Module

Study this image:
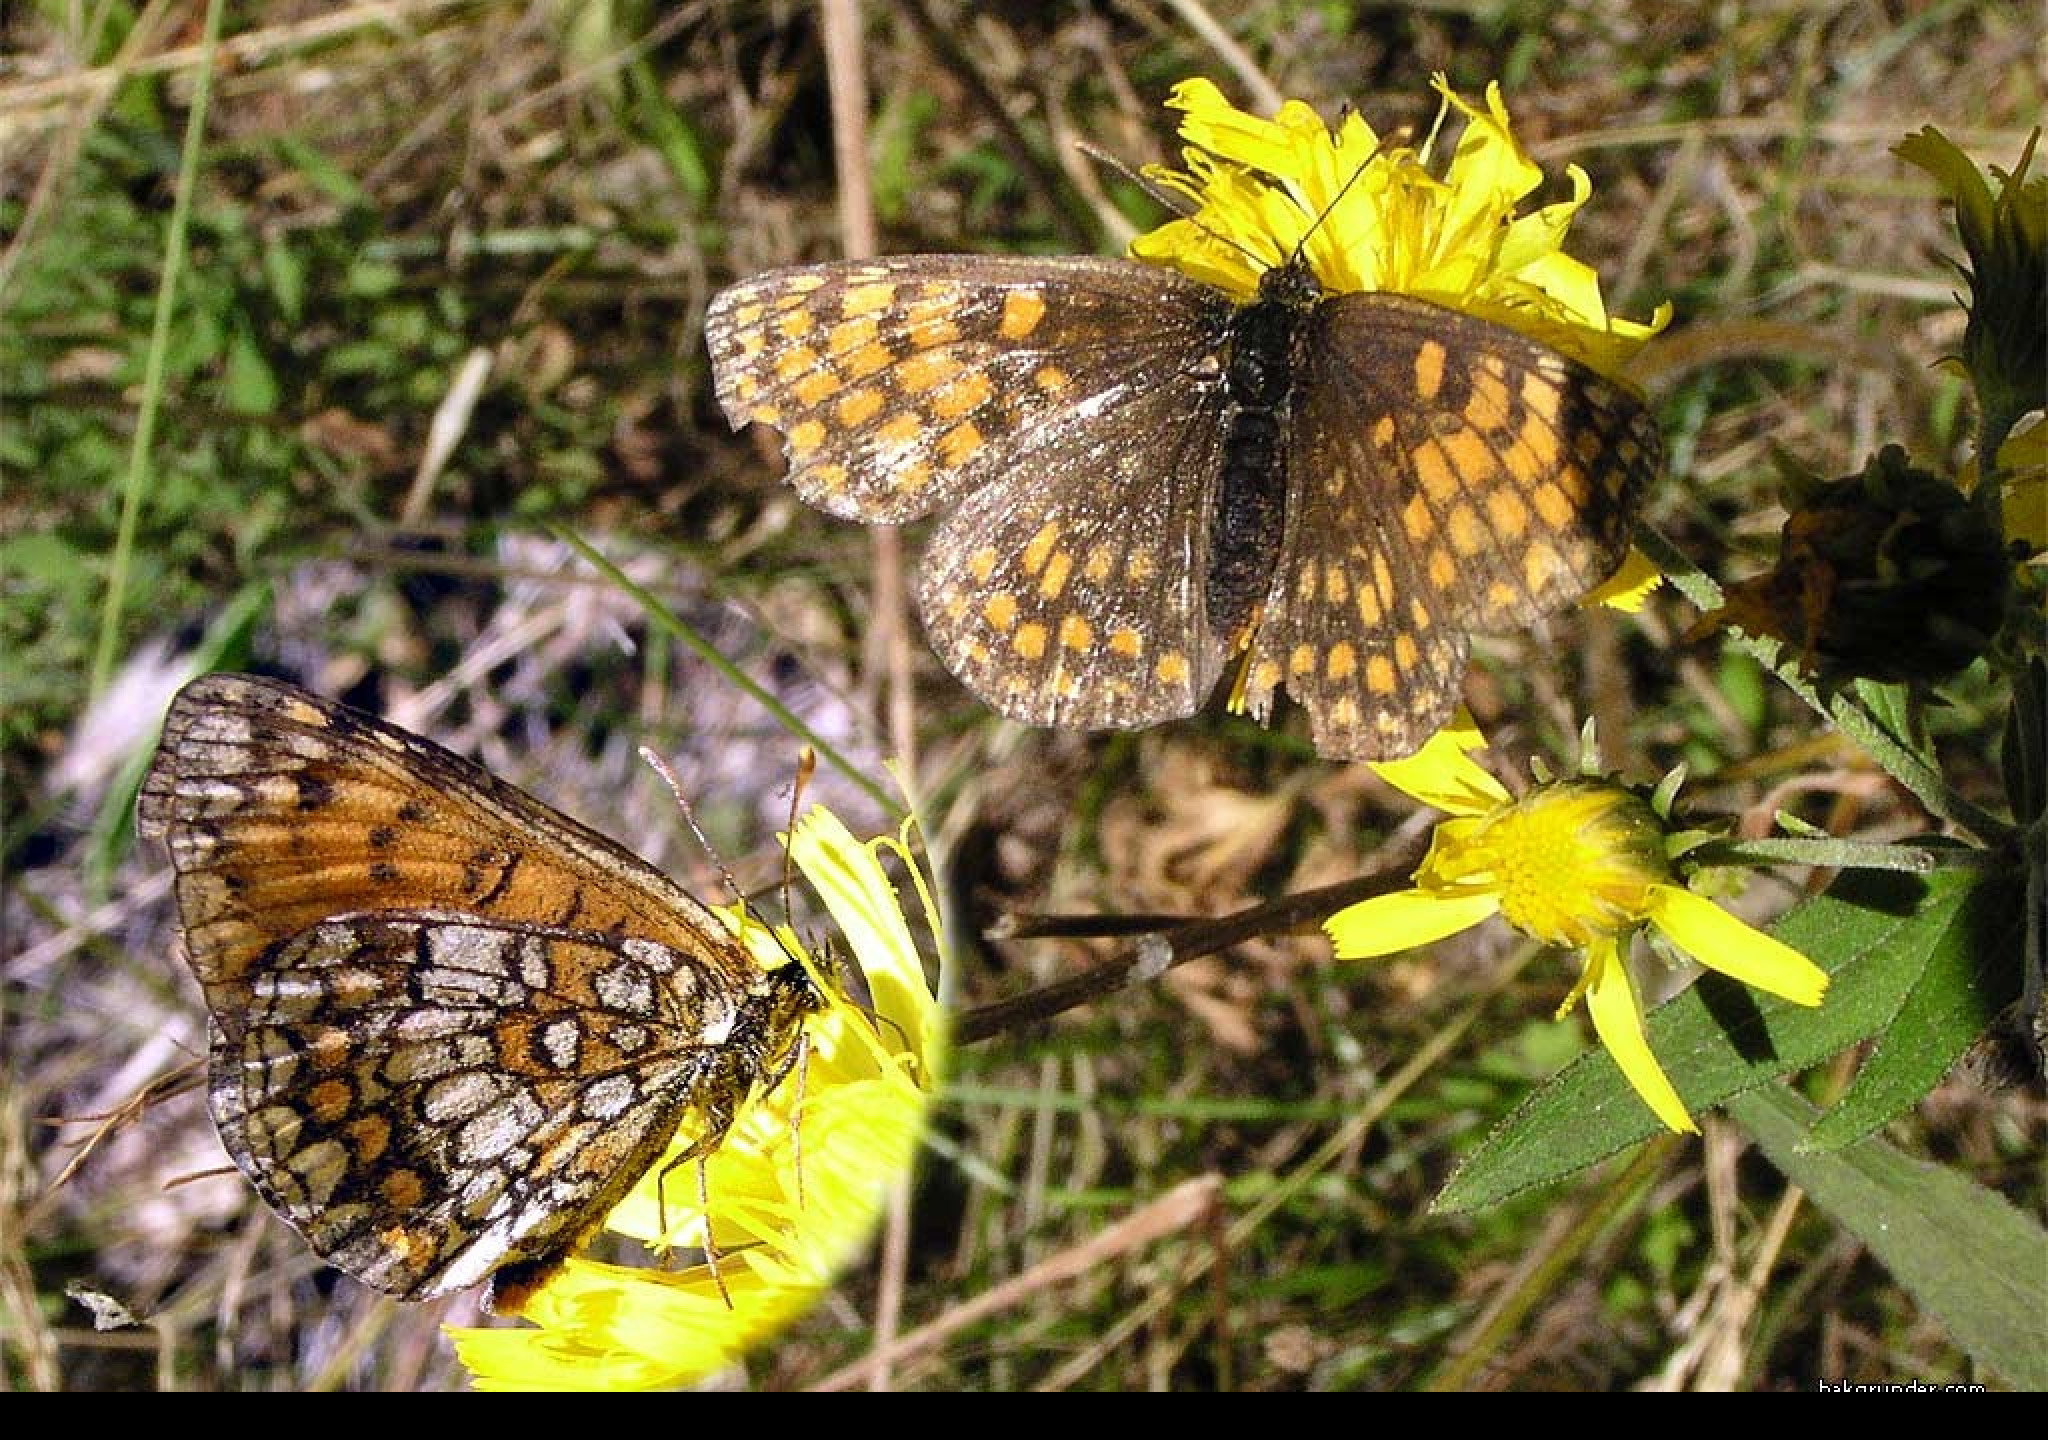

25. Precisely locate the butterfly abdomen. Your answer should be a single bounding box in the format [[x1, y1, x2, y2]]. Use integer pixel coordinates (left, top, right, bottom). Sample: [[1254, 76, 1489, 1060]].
[[1207, 269, 1314, 641]]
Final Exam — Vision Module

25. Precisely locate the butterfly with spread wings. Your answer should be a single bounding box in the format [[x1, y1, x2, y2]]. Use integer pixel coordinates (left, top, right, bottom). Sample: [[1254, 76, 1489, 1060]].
[[704, 249, 1659, 761]]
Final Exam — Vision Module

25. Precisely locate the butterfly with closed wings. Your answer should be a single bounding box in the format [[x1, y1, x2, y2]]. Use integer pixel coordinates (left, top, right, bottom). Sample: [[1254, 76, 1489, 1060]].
[[138, 672, 823, 1314]]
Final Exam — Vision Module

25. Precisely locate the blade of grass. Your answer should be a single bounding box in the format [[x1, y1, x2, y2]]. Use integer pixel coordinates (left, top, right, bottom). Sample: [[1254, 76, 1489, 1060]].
[[549, 524, 901, 819], [1424, 1134, 1687, 1391], [92, 0, 227, 699]]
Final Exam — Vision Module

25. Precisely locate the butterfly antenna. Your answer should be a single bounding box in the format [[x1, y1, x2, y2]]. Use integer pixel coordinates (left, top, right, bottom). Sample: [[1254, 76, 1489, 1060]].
[[779, 745, 821, 1213], [1076, 138, 1194, 217], [781, 747, 816, 934], [1078, 136, 1273, 276], [1285, 131, 1389, 269], [639, 745, 750, 915]]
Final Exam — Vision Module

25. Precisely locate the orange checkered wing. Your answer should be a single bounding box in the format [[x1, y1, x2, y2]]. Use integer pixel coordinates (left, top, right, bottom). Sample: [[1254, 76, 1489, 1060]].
[[707, 256, 1245, 729], [1239, 293, 1660, 759], [137, 673, 737, 1025], [707, 253, 1660, 760]]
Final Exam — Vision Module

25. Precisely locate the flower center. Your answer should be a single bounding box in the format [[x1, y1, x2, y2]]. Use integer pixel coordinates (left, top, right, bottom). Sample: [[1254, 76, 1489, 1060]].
[[1425, 781, 1673, 949]]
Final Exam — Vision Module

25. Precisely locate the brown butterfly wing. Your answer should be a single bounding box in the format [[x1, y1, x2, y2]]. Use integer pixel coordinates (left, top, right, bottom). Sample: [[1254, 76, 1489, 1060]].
[[1239, 293, 1658, 759], [707, 256, 1243, 729], [137, 672, 742, 1031], [208, 912, 759, 1304]]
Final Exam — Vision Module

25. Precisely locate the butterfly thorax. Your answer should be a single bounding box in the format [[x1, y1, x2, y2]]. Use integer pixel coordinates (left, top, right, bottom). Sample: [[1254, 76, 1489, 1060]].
[[688, 959, 824, 1136], [742, 959, 827, 1079], [1207, 258, 1324, 643]]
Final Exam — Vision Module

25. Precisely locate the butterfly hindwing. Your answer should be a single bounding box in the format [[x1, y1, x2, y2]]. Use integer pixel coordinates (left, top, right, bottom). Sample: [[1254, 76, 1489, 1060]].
[[210, 911, 753, 1301], [911, 368, 1242, 729]]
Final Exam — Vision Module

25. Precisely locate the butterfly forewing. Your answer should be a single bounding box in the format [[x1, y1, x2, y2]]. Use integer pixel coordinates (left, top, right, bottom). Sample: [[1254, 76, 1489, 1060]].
[[138, 673, 738, 1025], [1305, 294, 1654, 632], [706, 254, 1234, 528]]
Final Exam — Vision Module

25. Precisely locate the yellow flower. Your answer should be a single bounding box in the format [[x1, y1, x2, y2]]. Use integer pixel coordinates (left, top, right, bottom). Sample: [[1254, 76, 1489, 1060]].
[[447, 807, 943, 1390], [1325, 723, 1827, 1133], [1130, 75, 1670, 377], [1894, 127, 2045, 457]]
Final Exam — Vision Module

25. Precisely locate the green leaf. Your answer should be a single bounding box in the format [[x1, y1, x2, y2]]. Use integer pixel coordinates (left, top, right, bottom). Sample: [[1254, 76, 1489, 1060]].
[[271, 134, 366, 208], [872, 90, 939, 225], [1807, 866, 2025, 1148], [1730, 1084, 2047, 1389], [164, 301, 226, 377], [626, 58, 709, 205], [346, 257, 402, 298], [1434, 866, 1978, 1213], [1853, 677, 1920, 753], [221, 324, 279, 415], [262, 238, 306, 325], [1716, 647, 1770, 734], [1, 531, 85, 584]]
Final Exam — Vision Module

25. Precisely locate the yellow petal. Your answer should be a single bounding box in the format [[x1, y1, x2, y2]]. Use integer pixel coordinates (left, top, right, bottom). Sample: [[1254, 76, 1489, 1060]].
[[1325, 887, 1500, 959], [1581, 938, 1698, 1134], [1168, 79, 1326, 179], [1984, 413, 2046, 551], [1586, 548, 1665, 613], [1367, 712, 1510, 815], [1432, 78, 1543, 226], [1131, 74, 1665, 375], [451, 1256, 787, 1390], [1647, 886, 1829, 1006], [788, 807, 945, 1069], [1494, 169, 1595, 291]]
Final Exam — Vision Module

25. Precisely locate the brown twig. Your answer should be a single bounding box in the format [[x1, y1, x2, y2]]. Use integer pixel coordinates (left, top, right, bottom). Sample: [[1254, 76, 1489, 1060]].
[[810, 1173, 1224, 1391], [955, 829, 1430, 1045], [38, 1063, 204, 1206]]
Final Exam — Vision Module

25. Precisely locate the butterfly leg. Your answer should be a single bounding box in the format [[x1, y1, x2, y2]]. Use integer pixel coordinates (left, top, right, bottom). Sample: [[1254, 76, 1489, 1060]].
[[652, 1084, 744, 1308], [695, 1152, 732, 1309]]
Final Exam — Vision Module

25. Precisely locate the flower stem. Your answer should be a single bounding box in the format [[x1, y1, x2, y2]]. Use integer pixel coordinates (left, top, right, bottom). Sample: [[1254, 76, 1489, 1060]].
[[955, 830, 1430, 1044]]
